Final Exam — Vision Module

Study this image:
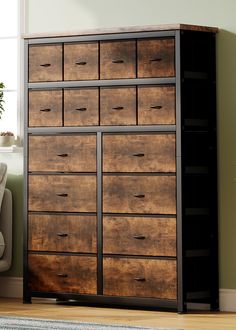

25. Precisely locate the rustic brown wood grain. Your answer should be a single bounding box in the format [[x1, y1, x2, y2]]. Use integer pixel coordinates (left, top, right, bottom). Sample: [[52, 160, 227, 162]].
[[29, 44, 62, 82], [28, 135, 96, 172], [103, 257, 177, 299], [100, 87, 136, 125], [64, 88, 99, 126], [28, 214, 97, 253], [138, 86, 176, 125], [103, 216, 176, 256], [137, 38, 175, 78], [64, 42, 99, 80], [28, 254, 97, 294], [28, 175, 96, 212], [103, 175, 176, 214], [100, 40, 136, 79], [28, 90, 62, 127], [103, 134, 176, 172]]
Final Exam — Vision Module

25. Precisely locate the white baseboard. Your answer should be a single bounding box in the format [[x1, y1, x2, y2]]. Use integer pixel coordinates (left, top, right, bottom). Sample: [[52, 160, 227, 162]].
[[0, 276, 23, 298], [0, 279, 235, 312]]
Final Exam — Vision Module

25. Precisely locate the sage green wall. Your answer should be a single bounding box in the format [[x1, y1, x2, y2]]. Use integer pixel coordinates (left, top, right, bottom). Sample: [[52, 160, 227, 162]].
[[25, 0, 236, 289]]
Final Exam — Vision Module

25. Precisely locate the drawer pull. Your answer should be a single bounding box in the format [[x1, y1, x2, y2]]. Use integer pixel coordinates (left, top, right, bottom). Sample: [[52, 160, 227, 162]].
[[150, 58, 162, 62], [132, 153, 145, 157], [40, 63, 51, 67], [56, 193, 68, 197], [57, 273, 68, 278], [76, 107, 87, 111], [75, 61, 87, 65], [133, 235, 146, 240], [150, 105, 163, 110], [112, 106, 124, 110], [57, 233, 68, 237], [112, 59, 124, 64], [40, 108, 51, 112], [57, 153, 68, 157], [133, 194, 145, 198], [134, 277, 146, 282]]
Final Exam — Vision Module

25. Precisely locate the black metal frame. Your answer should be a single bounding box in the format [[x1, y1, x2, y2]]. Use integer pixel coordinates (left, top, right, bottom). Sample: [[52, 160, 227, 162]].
[[23, 28, 218, 312]]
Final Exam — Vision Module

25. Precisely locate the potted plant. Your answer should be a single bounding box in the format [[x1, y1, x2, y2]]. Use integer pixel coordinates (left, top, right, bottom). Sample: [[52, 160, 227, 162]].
[[0, 82, 15, 147]]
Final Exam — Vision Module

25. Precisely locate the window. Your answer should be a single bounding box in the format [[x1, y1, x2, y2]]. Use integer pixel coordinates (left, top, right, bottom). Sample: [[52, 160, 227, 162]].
[[0, 0, 20, 137]]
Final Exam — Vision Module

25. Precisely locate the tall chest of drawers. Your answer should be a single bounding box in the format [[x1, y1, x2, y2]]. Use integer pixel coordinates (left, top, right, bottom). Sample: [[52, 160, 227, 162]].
[[23, 24, 219, 312]]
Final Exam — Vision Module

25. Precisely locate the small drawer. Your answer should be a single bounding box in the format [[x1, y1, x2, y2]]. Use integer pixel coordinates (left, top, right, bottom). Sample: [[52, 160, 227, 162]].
[[100, 40, 136, 79], [103, 257, 177, 299], [28, 134, 96, 172], [64, 42, 99, 80], [28, 44, 62, 82], [28, 90, 62, 127], [28, 214, 97, 253], [103, 175, 176, 214], [64, 88, 99, 126], [138, 86, 176, 125], [100, 87, 136, 125], [28, 175, 96, 212], [103, 216, 176, 256], [28, 254, 97, 294], [103, 133, 176, 172], [137, 38, 175, 78]]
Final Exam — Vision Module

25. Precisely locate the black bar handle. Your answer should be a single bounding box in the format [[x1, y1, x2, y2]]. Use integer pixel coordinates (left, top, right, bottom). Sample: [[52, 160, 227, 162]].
[[112, 59, 124, 63], [133, 235, 146, 240], [56, 193, 68, 197], [40, 108, 51, 112], [150, 105, 163, 109], [150, 58, 162, 62], [112, 106, 124, 110], [132, 153, 145, 157], [133, 194, 145, 198], [75, 61, 87, 65], [40, 63, 51, 67], [57, 273, 68, 278], [134, 277, 146, 282], [57, 153, 68, 157], [76, 107, 87, 111], [57, 233, 68, 237]]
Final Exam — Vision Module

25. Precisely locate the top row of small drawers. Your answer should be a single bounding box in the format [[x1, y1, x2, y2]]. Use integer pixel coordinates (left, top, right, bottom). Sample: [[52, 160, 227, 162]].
[[28, 38, 175, 82]]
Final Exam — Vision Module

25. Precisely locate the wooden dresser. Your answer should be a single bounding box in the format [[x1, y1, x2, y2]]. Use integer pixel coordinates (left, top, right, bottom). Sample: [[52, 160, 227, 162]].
[[23, 24, 219, 312]]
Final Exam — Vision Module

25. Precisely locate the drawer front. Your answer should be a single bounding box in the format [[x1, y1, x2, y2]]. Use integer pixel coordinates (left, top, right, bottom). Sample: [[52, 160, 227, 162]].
[[100, 87, 136, 125], [103, 176, 176, 214], [64, 88, 99, 126], [137, 38, 175, 78], [138, 86, 176, 125], [28, 214, 97, 253], [103, 216, 176, 256], [28, 90, 62, 127], [100, 41, 136, 79], [29, 44, 62, 82], [103, 258, 177, 299], [103, 134, 176, 172], [28, 135, 96, 172], [28, 175, 96, 212], [28, 254, 97, 294], [64, 42, 99, 80]]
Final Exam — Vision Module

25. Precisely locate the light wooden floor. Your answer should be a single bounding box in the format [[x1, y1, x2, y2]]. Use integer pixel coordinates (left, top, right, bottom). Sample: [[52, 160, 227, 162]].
[[0, 298, 236, 330]]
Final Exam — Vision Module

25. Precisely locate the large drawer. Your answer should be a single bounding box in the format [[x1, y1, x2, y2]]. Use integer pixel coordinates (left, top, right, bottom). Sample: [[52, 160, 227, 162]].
[[28, 254, 97, 294], [137, 38, 175, 78], [103, 216, 176, 256], [100, 40, 136, 79], [103, 175, 176, 214], [28, 90, 62, 127], [28, 44, 62, 82], [28, 175, 96, 212], [138, 86, 176, 125], [100, 87, 136, 126], [103, 133, 176, 172], [64, 88, 99, 126], [103, 257, 177, 299], [28, 135, 96, 172], [28, 214, 97, 253], [64, 42, 99, 80]]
